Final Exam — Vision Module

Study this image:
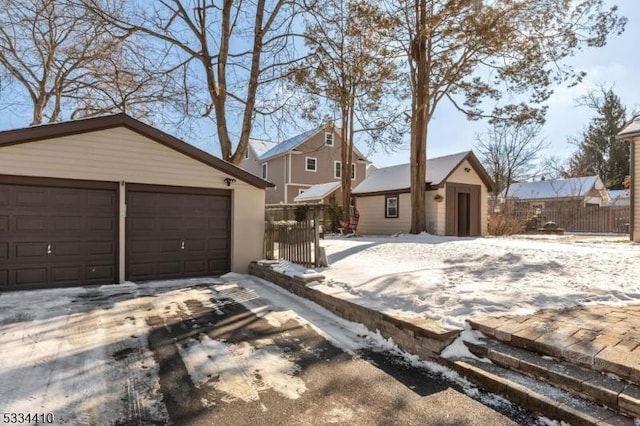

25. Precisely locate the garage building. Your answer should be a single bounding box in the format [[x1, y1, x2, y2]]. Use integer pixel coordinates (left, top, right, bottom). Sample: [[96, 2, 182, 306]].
[[0, 114, 271, 291]]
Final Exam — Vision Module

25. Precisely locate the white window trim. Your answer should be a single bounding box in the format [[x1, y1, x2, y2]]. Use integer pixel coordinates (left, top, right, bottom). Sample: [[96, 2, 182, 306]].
[[325, 132, 334, 146], [334, 160, 342, 179], [305, 156, 317, 172], [261, 163, 268, 179], [386, 196, 399, 218]]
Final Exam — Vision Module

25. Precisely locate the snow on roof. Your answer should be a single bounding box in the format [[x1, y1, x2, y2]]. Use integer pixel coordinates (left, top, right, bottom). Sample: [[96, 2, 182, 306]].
[[352, 151, 470, 194], [608, 189, 630, 199], [249, 138, 278, 158], [294, 182, 341, 202], [258, 127, 322, 161], [618, 115, 640, 138], [505, 176, 603, 200]]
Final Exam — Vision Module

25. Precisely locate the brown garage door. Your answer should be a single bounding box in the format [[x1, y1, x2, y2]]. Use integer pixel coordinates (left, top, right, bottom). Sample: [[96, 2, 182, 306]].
[[0, 179, 118, 290], [126, 185, 231, 281]]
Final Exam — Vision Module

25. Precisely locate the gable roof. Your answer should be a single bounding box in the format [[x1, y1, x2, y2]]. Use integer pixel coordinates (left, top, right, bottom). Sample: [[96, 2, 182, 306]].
[[0, 113, 273, 189], [249, 138, 279, 158], [617, 115, 640, 139], [504, 176, 604, 200], [293, 181, 341, 202], [259, 127, 323, 161], [352, 151, 493, 195], [256, 125, 369, 163]]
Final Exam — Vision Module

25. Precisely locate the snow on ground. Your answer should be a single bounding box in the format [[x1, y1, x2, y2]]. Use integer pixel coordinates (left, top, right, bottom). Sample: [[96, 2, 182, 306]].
[[315, 233, 640, 331]]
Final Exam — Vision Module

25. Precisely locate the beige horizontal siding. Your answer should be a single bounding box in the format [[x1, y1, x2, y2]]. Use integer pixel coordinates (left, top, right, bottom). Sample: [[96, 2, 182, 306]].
[[0, 126, 265, 273], [356, 193, 411, 235], [445, 160, 489, 235]]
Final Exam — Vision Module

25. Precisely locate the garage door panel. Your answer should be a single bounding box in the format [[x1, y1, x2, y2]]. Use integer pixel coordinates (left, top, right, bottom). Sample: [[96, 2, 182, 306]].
[[14, 188, 47, 207], [87, 216, 116, 231], [0, 188, 8, 206], [126, 188, 230, 282], [129, 241, 156, 255], [1, 182, 117, 290], [15, 242, 47, 259], [52, 216, 83, 231], [184, 261, 206, 275], [208, 258, 228, 273], [158, 261, 181, 276], [15, 215, 48, 232], [87, 241, 115, 256], [87, 265, 115, 281], [51, 266, 82, 284], [0, 270, 7, 287], [52, 241, 83, 257], [15, 268, 47, 286], [0, 243, 7, 259], [208, 238, 229, 250], [128, 263, 155, 280]]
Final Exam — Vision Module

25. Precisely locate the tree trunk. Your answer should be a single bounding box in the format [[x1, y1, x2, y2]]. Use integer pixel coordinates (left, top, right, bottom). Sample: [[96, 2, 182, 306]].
[[341, 105, 351, 223]]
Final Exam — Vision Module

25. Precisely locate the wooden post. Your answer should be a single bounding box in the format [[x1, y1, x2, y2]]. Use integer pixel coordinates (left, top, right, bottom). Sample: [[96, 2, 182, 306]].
[[313, 207, 320, 267]]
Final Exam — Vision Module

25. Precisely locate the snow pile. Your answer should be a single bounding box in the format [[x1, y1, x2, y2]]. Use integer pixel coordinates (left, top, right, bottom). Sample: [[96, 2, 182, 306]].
[[317, 234, 640, 331]]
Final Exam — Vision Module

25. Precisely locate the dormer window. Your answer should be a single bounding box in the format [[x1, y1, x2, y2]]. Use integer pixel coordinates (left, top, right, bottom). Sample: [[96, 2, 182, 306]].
[[325, 132, 334, 146]]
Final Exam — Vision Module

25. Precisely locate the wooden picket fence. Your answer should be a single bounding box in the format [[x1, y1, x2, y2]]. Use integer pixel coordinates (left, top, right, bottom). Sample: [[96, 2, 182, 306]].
[[263, 205, 323, 267]]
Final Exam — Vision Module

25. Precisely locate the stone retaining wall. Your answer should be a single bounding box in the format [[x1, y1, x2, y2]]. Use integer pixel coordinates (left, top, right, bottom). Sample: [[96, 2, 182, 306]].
[[249, 261, 460, 358]]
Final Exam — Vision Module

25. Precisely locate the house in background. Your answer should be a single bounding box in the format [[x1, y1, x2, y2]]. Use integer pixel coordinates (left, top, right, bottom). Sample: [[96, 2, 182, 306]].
[[503, 176, 610, 213], [240, 124, 369, 204], [352, 151, 494, 237], [607, 189, 630, 207], [617, 115, 640, 241]]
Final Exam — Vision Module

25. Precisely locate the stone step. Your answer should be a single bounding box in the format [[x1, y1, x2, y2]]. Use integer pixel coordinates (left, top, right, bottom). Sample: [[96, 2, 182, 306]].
[[447, 357, 635, 425], [468, 316, 640, 387], [465, 338, 640, 419]]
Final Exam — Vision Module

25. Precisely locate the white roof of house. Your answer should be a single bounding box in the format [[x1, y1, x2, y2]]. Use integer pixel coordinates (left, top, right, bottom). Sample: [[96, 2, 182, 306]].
[[259, 127, 322, 161], [608, 189, 630, 206], [618, 115, 640, 138], [248, 138, 278, 158], [352, 151, 470, 194], [293, 181, 341, 202], [505, 176, 604, 200]]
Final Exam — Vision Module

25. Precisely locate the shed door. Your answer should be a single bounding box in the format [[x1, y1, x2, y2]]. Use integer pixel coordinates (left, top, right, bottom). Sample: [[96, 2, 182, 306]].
[[126, 185, 231, 281], [445, 183, 481, 237], [0, 181, 118, 290]]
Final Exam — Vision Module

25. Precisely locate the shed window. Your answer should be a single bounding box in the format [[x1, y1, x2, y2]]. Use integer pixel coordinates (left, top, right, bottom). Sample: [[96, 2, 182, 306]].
[[305, 157, 317, 172], [261, 163, 267, 179], [325, 132, 334, 146], [385, 195, 399, 218]]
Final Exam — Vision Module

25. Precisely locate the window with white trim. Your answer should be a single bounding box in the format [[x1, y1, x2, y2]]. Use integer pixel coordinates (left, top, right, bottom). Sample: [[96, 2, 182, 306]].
[[325, 132, 334, 146], [261, 163, 267, 179], [385, 195, 399, 218], [305, 157, 317, 172], [334, 161, 342, 178]]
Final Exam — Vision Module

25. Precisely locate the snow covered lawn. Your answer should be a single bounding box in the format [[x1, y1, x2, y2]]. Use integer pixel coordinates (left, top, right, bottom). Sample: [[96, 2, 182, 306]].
[[318, 234, 640, 331]]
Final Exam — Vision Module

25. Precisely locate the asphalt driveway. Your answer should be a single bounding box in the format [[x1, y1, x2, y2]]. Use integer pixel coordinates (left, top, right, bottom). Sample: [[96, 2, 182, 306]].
[[0, 276, 533, 425]]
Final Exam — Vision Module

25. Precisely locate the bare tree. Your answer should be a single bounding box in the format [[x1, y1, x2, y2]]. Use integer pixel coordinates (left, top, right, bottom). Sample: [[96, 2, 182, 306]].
[[88, 0, 311, 164], [291, 0, 403, 220], [0, 0, 129, 125], [388, 0, 626, 233], [475, 121, 547, 198]]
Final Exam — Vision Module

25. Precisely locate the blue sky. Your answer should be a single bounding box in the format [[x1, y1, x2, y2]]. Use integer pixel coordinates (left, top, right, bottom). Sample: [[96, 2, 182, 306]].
[[1, 0, 637, 171]]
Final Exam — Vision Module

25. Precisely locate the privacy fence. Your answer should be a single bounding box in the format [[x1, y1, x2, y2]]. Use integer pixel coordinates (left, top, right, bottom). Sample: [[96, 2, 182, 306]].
[[507, 205, 630, 234]]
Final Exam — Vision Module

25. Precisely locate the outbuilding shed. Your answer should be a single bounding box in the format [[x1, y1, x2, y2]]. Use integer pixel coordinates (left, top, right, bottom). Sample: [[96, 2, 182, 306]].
[[0, 114, 271, 291]]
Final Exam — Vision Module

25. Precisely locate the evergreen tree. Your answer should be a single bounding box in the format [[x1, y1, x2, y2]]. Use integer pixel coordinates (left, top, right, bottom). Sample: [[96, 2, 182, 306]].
[[569, 87, 629, 189]]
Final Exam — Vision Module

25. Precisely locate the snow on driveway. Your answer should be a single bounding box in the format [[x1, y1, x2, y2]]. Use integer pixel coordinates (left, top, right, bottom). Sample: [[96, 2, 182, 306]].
[[318, 234, 640, 330]]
